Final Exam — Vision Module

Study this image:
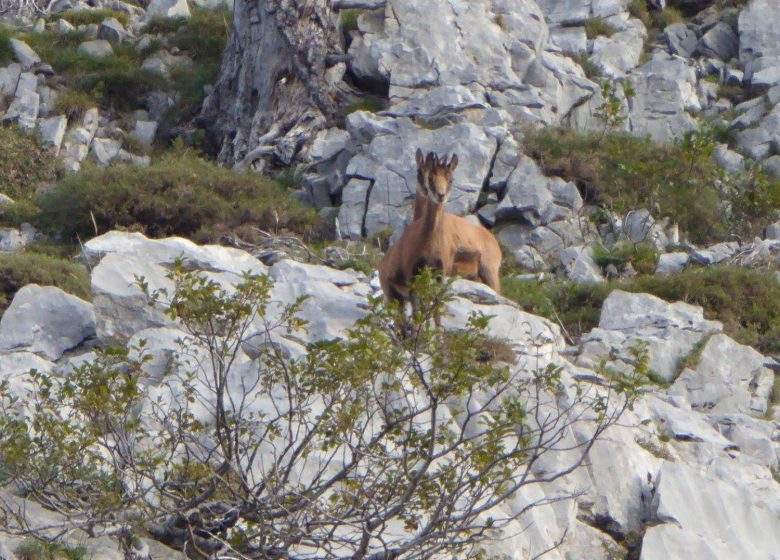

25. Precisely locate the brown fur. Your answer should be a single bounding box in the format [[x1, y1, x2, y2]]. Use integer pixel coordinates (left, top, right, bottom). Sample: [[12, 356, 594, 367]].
[[379, 149, 502, 313]]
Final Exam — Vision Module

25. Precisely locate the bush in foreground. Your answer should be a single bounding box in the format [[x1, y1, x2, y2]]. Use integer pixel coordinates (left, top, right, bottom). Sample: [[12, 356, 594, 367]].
[[0, 270, 637, 558]]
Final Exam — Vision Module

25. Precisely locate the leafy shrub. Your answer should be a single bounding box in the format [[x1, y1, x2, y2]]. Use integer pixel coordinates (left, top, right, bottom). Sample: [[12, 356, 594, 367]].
[[0, 126, 56, 200], [28, 146, 317, 242], [503, 266, 780, 353], [52, 88, 95, 120], [525, 127, 780, 243], [628, 0, 651, 26], [654, 7, 684, 27], [160, 7, 230, 122], [0, 252, 90, 310], [0, 269, 636, 559], [51, 8, 129, 27], [583, 18, 617, 39]]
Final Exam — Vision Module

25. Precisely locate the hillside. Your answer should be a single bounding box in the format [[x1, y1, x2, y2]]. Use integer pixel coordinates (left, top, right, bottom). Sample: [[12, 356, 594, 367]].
[[0, 0, 778, 558]]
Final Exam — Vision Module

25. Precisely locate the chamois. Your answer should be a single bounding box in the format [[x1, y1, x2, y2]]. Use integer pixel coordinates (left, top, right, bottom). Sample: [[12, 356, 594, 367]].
[[379, 150, 503, 321]]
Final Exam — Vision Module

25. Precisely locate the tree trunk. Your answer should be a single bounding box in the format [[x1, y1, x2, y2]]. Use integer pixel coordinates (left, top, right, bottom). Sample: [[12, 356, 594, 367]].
[[200, 0, 347, 172]]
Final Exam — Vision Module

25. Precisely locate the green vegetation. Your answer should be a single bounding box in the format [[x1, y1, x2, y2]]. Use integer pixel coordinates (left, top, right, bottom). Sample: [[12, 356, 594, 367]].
[[503, 266, 780, 353], [0, 269, 637, 559], [11, 145, 317, 243], [592, 242, 659, 275], [17, 32, 164, 112], [51, 8, 129, 27], [163, 7, 231, 121], [172, 7, 230, 62], [0, 126, 56, 200], [0, 26, 12, 65], [16, 540, 87, 560], [628, 0, 683, 31], [340, 8, 363, 33], [583, 18, 617, 39], [526, 127, 780, 243], [52, 88, 95, 120], [0, 251, 90, 311], [718, 84, 748, 102], [628, 0, 651, 25]]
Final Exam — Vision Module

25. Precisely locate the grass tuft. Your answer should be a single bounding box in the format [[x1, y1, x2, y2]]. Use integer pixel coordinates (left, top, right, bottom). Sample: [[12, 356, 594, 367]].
[[583, 18, 617, 39]]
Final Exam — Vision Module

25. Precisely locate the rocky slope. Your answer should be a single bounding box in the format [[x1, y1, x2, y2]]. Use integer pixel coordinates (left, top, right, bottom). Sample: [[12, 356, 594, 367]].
[[0, 230, 776, 559], [0, 0, 777, 558]]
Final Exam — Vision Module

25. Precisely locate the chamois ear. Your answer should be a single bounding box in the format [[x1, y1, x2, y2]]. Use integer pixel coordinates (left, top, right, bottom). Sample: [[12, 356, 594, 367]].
[[416, 148, 424, 167], [448, 154, 459, 172]]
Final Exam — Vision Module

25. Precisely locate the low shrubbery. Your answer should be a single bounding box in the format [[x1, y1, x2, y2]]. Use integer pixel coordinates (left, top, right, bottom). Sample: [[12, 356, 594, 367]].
[[50, 8, 129, 27], [0, 126, 56, 200], [583, 18, 617, 39], [526, 127, 780, 243], [503, 266, 780, 354], [0, 251, 90, 310], [0, 27, 12, 65], [592, 242, 659, 275], [51, 88, 95, 120], [8, 146, 317, 243], [19, 32, 164, 112]]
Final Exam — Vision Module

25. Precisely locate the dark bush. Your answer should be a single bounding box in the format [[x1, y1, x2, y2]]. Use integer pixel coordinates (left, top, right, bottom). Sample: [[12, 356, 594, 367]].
[[28, 146, 317, 243]]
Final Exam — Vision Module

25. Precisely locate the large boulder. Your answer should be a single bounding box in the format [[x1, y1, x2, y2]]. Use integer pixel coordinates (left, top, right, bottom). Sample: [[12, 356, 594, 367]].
[[0, 285, 95, 361], [85, 231, 269, 342], [147, 0, 190, 18], [739, 0, 780, 90], [9, 38, 40, 70], [670, 333, 775, 417], [78, 39, 114, 58], [641, 460, 780, 560], [578, 290, 723, 382], [494, 155, 583, 226]]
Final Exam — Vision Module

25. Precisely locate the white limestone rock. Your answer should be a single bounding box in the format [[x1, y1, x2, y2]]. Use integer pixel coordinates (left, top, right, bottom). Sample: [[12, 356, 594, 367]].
[[0, 285, 95, 361], [670, 333, 775, 416]]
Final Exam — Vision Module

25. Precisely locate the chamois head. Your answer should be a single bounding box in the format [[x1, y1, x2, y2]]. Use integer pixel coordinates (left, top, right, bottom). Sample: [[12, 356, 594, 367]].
[[415, 149, 458, 206]]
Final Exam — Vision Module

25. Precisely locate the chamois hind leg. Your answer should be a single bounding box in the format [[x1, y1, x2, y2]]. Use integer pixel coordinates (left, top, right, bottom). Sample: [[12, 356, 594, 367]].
[[478, 259, 501, 295]]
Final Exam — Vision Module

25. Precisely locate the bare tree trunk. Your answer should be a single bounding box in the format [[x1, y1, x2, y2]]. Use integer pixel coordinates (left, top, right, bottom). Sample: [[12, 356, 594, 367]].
[[200, 0, 347, 172]]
